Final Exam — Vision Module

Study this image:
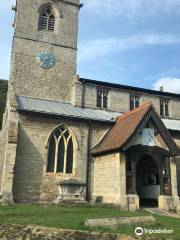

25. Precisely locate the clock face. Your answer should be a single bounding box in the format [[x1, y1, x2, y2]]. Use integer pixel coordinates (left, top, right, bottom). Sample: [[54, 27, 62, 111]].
[[36, 51, 55, 69]]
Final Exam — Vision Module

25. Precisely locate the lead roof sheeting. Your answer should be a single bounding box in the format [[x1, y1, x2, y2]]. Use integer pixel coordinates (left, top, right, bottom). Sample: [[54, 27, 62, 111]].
[[16, 96, 180, 131], [162, 119, 180, 131], [16, 96, 118, 122]]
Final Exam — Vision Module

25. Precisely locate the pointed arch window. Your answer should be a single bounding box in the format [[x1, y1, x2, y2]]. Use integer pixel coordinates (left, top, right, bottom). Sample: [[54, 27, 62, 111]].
[[39, 6, 55, 31], [47, 126, 74, 173]]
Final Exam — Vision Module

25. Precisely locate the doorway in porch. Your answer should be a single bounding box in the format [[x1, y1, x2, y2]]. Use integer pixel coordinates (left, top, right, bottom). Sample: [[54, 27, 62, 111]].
[[136, 155, 160, 208]]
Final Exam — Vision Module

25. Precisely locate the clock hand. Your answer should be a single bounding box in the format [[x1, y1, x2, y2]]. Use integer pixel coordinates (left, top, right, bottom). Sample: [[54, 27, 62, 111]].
[[42, 58, 49, 64]]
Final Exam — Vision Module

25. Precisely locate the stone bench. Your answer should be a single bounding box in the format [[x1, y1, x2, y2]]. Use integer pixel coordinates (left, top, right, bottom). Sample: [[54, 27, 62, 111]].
[[85, 216, 156, 228]]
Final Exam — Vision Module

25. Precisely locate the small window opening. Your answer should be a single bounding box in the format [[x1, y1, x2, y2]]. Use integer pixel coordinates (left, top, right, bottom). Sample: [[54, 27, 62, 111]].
[[130, 95, 140, 110], [160, 98, 169, 117], [97, 89, 108, 109]]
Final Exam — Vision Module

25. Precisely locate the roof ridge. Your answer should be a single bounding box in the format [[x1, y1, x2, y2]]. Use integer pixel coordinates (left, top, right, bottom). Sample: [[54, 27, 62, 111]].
[[117, 102, 152, 120]]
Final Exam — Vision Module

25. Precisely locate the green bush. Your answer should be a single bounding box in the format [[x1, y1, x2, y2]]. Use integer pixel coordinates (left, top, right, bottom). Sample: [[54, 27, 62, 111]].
[[0, 80, 8, 129]]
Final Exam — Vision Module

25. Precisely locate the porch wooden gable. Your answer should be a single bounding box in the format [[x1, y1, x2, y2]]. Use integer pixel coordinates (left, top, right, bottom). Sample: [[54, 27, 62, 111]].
[[92, 102, 180, 156]]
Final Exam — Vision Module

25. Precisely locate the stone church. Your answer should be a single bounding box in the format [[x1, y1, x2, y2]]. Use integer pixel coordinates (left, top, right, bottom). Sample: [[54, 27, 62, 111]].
[[0, 0, 180, 211]]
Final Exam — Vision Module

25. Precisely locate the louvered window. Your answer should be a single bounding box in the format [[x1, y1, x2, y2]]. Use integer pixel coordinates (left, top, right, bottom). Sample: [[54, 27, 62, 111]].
[[39, 7, 55, 31]]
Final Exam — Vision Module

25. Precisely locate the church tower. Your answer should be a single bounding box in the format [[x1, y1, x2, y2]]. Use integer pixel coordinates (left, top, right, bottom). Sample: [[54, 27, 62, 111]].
[[11, 0, 80, 102]]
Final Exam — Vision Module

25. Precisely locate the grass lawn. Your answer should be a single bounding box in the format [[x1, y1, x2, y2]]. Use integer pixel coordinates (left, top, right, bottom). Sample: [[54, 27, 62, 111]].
[[0, 204, 179, 239]]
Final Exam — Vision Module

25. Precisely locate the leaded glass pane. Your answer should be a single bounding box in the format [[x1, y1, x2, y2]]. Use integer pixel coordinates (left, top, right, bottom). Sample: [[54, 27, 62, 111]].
[[57, 138, 65, 173], [66, 138, 73, 174], [47, 137, 55, 172]]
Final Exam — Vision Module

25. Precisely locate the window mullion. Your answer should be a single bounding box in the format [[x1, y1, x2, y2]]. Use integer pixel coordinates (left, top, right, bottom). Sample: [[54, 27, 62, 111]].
[[163, 101, 165, 117], [64, 138, 68, 174], [54, 137, 58, 173], [47, 16, 49, 30]]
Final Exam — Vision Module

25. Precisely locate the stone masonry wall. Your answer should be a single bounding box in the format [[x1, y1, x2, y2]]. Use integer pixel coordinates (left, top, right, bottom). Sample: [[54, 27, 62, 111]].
[[173, 134, 180, 196], [72, 82, 180, 120], [0, 126, 7, 190], [92, 153, 121, 205], [177, 156, 180, 197], [15, 0, 79, 49], [11, 39, 77, 101], [10, 0, 79, 102], [0, 90, 19, 203], [0, 102, 9, 191], [12, 114, 110, 203], [13, 114, 88, 203], [88, 122, 111, 200]]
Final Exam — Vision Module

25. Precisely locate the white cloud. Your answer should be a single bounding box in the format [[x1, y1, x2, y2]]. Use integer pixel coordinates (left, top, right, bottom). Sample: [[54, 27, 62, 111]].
[[153, 77, 180, 94], [78, 33, 180, 62], [82, 0, 180, 18]]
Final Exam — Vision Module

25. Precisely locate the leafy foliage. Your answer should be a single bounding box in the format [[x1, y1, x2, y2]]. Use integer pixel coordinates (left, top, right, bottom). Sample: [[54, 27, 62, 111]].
[[0, 80, 8, 129]]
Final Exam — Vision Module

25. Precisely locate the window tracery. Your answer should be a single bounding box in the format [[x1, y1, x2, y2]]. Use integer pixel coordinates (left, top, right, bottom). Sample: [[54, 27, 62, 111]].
[[47, 126, 74, 174]]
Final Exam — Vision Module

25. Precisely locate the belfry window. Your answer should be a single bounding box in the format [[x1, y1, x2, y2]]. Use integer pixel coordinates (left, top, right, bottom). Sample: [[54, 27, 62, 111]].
[[39, 6, 55, 31], [130, 95, 140, 110], [97, 89, 108, 109], [47, 126, 74, 174], [160, 98, 169, 117]]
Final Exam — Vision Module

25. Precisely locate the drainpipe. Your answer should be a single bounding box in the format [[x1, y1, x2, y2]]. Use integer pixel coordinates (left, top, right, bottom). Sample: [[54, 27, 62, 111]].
[[86, 120, 91, 201], [82, 80, 85, 109]]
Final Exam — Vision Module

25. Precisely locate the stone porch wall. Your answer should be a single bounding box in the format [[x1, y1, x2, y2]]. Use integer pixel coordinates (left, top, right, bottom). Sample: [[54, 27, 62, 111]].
[[176, 156, 180, 197], [172, 135, 180, 197], [92, 153, 121, 204]]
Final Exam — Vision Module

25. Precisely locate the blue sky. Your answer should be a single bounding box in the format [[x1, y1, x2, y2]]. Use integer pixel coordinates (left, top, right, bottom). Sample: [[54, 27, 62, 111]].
[[1, 0, 180, 93]]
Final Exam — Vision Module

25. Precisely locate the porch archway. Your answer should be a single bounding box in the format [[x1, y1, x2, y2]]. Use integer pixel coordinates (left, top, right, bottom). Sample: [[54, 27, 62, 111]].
[[136, 155, 160, 207]]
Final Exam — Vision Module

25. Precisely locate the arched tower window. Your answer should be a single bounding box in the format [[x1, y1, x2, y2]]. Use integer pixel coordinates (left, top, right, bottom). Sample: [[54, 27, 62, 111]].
[[47, 126, 75, 173], [39, 6, 55, 31]]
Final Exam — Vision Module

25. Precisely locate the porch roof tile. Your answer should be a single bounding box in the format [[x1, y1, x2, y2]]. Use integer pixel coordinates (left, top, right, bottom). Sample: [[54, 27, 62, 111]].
[[92, 102, 153, 155]]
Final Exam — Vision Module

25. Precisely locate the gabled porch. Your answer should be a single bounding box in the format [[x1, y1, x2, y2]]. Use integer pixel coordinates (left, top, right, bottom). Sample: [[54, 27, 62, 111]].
[[92, 102, 180, 211]]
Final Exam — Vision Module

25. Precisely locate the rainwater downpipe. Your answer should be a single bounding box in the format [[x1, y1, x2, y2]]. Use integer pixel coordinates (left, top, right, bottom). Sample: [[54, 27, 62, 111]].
[[86, 120, 91, 201], [82, 80, 85, 109]]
